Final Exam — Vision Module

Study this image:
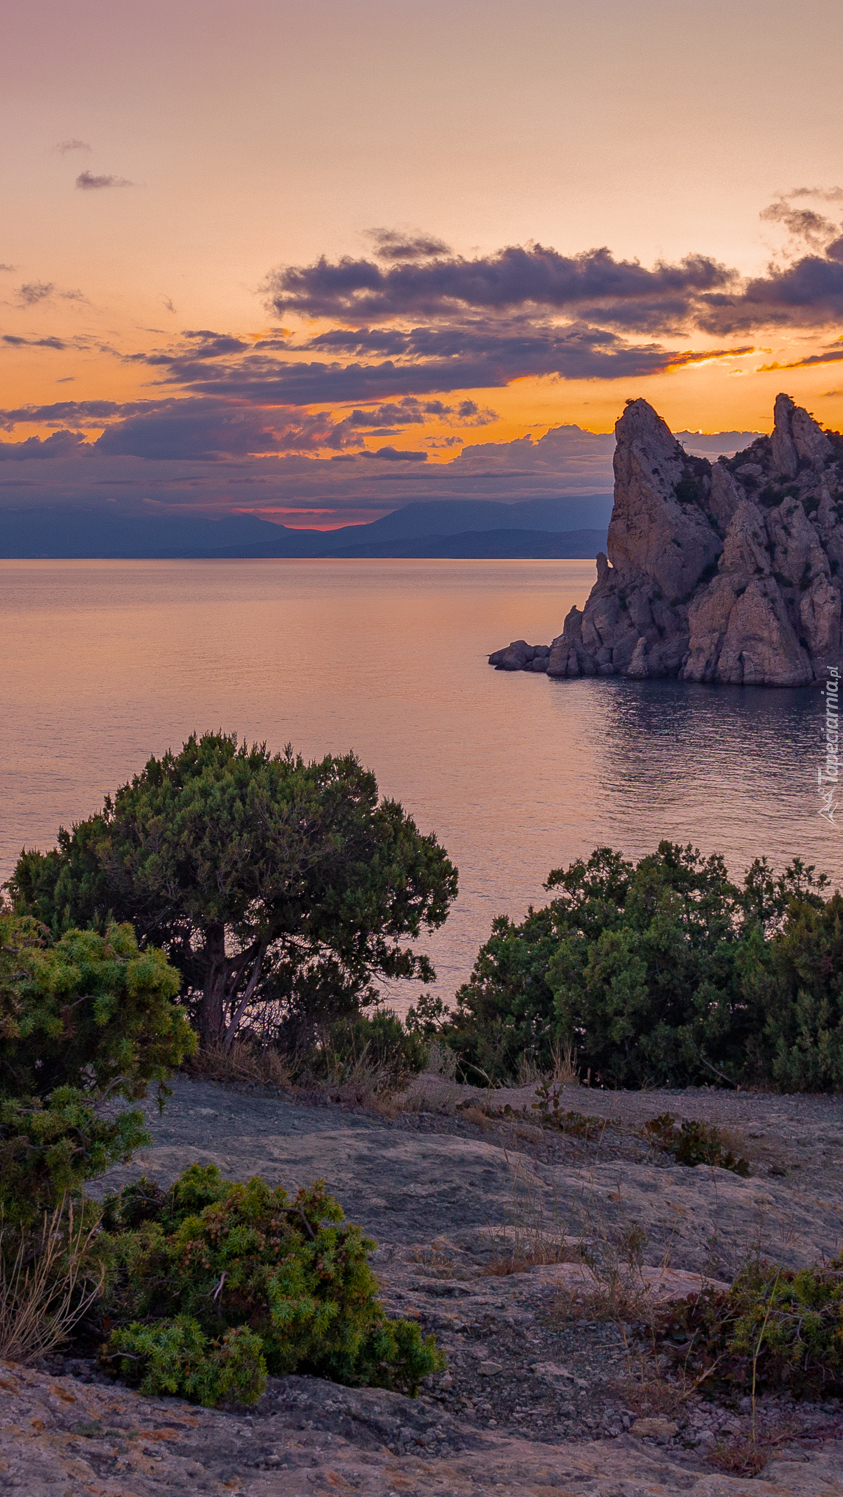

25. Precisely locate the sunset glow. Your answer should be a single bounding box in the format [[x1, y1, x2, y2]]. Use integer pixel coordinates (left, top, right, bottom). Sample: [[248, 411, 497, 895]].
[[3, 0, 843, 526]]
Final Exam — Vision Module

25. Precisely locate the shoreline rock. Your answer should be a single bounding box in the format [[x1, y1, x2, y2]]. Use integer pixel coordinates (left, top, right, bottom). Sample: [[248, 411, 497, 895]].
[[489, 394, 843, 686]]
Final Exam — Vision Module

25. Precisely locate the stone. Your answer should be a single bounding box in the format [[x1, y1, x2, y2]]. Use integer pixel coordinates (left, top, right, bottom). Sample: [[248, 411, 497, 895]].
[[707, 461, 745, 533], [772, 392, 833, 477], [490, 394, 843, 688], [714, 578, 812, 687], [631, 1417, 678, 1439], [608, 399, 722, 605]]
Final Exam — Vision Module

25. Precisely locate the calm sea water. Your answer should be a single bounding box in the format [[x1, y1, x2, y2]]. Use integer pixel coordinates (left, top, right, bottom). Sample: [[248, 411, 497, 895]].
[[2, 558, 839, 1008]]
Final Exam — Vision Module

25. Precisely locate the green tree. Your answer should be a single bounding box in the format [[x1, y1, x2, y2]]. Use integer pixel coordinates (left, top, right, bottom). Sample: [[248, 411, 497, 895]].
[[448, 843, 833, 1088], [11, 733, 458, 1049], [744, 892, 843, 1091], [0, 916, 192, 1225]]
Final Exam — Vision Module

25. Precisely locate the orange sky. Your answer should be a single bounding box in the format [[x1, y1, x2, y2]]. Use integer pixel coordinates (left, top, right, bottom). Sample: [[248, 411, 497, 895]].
[[2, 0, 843, 521]]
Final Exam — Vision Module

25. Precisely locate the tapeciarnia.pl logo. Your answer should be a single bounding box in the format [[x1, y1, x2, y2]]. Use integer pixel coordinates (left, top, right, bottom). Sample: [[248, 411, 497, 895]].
[[819, 666, 840, 825]]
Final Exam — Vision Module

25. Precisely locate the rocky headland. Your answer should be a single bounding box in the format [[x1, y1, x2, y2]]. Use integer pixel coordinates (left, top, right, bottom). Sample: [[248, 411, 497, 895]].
[[490, 394, 843, 686]]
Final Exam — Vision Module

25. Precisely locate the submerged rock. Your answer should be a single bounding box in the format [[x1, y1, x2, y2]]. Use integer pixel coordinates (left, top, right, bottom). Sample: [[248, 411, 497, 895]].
[[490, 394, 843, 686]]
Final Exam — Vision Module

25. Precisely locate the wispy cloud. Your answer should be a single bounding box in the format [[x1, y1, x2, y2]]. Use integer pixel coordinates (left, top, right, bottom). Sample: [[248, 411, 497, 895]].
[[365, 228, 452, 261], [16, 281, 54, 306], [14, 281, 88, 307], [55, 138, 91, 154], [2, 334, 68, 350], [75, 171, 134, 190]]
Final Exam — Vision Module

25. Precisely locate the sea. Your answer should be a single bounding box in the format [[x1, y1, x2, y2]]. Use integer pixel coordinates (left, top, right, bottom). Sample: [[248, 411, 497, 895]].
[[2, 558, 840, 1010]]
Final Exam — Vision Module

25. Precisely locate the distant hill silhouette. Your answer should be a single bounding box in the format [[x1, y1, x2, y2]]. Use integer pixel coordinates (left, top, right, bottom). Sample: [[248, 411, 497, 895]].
[[0, 494, 612, 558], [315, 528, 608, 559]]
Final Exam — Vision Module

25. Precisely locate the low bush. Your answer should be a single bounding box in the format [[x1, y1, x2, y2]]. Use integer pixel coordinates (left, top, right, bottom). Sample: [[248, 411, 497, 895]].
[[0, 913, 191, 1363], [104, 1318, 267, 1406], [657, 1258, 843, 1397], [316, 1008, 428, 1085], [530, 1084, 604, 1138], [0, 915, 193, 1227], [643, 1114, 750, 1175], [98, 1164, 443, 1406], [447, 843, 842, 1089]]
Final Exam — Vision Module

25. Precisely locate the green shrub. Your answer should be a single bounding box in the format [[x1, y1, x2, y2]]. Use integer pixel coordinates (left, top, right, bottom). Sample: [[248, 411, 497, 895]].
[[657, 1258, 843, 1397], [530, 1085, 604, 1138], [103, 1318, 267, 1406], [318, 1008, 428, 1084], [643, 1114, 750, 1175], [444, 904, 559, 1081], [0, 917, 192, 1226], [447, 843, 835, 1089], [99, 1164, 443, 1405], [744, 893, 843, 1092]]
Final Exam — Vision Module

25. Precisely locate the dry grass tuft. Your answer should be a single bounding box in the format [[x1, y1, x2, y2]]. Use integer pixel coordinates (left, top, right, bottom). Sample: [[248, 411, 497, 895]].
[[484, 1152, 577, 1276], [611, 1373, 687, 1420], [312, 1056, 404, 1116], [708, 1436, 772, 1476], [425, 1038, 458, 1083], [484, 1240, 573, 1276], [516, 1042, 580, 1089], [183, 1039, 292, 1089], [0, 1201, 104, 1364]]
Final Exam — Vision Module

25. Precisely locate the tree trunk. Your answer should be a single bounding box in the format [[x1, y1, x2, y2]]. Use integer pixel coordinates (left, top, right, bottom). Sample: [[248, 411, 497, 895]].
[[198, 923, 229, 1045], [198, 926, 267, 1049]]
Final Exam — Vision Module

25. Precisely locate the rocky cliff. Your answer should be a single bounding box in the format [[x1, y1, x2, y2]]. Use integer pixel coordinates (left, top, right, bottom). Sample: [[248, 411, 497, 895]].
[[489, 394, 843, 686]]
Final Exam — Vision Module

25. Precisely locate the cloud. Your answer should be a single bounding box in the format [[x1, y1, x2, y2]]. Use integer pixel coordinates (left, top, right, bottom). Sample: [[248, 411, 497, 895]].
[[366, 228, 452, 261], [265, 243, 733, 323], [55, 139, 91, 154], [760, 197, 840, 251], [370, 446, 428, 461], [263, 206, 843, 346], [343, 396, 498, 428], [757, 341, 843, 371], [75, 171, 134, 190], [0, 429, 88, 460], [92, 398, 363, 459], [0, 398, 141, 428], [698, 256, 843, 334], [2, 334, 68, 350], [16, 281, 54, 306], [13, 282, 87, 308], [129, 320, 746, 407], [0, 264, 15, 273]]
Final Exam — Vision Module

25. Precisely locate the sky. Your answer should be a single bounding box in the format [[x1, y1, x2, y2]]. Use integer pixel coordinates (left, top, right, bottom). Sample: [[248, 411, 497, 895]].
[[2, 0, 843, 527]]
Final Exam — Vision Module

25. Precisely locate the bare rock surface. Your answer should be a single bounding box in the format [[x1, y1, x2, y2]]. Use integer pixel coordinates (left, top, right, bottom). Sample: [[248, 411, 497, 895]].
[[5, 1076, 843, 1495], [490, 394, 843, 685], [2, 1357, 842, 1496]]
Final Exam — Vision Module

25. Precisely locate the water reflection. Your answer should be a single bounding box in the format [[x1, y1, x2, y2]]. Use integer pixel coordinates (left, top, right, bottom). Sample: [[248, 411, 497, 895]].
[[559, 677, 837, 880], [0, 559, 839, 1008]]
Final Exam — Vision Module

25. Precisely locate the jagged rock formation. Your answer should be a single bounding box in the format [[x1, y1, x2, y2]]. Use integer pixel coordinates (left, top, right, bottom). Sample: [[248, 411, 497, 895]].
[[489, 394, 843, 686]]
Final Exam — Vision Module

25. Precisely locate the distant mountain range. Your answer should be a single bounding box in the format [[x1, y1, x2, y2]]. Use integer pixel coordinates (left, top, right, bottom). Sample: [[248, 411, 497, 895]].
[[0, 494, 613, 559]]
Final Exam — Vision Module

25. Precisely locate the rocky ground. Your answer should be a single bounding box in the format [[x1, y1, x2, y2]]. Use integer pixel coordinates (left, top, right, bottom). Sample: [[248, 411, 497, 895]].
[[2, 1073, 843, 1494]]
